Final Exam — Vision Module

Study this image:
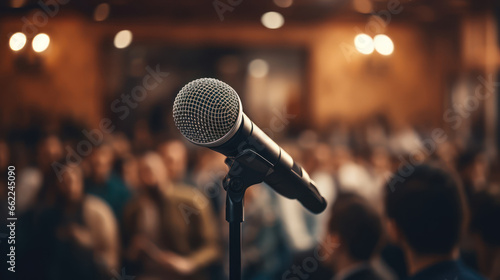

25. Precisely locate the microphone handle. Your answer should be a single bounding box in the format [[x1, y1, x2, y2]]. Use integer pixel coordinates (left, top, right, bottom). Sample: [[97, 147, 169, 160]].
[[212, 114, 327, 214]]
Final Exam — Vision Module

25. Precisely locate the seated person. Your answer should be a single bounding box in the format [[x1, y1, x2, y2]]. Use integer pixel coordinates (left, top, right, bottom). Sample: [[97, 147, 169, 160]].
[[123, 152, 220, 280], [327, 192, 385, 280], [384, 163, 484, 280], [84, 143, 131, 219]]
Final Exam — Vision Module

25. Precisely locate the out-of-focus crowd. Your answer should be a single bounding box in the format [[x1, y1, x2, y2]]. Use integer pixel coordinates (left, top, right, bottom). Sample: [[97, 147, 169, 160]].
[[0, 114, 498, 280]]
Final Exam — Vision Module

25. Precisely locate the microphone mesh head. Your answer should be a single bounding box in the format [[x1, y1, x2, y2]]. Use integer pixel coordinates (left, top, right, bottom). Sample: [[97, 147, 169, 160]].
[[173, 78, 241, 145]]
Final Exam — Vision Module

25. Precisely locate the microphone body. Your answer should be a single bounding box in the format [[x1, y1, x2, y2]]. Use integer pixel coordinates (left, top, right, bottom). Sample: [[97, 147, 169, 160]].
[[173, 78, 327, 214], [212, 113, 326, 214]]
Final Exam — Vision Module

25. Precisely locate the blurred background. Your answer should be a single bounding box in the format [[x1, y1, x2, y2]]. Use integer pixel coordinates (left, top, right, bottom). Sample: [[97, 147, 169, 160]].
[[0, 0, 499, 280]]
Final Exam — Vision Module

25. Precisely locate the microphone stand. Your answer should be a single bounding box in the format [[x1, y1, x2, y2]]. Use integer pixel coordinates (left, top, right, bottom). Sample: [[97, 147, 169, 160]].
[[222, 150, 273, 280]]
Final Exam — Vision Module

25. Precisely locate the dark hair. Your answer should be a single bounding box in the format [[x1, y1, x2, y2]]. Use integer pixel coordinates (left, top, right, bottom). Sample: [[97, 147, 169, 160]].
[[328, 192, 382, 261], [470, 189, 500, 246], [385, 163, 465, 255]]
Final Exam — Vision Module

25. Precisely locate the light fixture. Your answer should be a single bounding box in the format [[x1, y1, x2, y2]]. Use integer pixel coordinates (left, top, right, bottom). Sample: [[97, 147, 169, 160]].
[[374, 34, 394, 55], [10, 0, 26, 8], [32, 33, 50, 53], [354, 33, 374, 55], [9, 32, 26, 51], [94, 3, 110, 22], [273, 0, 293, 8], [352, 0, 373, 14], [261, 12, 285, 29], [114, 30, 132, 49]]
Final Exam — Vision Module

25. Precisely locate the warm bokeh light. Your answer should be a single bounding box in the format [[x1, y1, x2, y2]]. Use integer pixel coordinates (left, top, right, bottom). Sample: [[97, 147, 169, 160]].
[[10, 0, 26, 8], [352, 0, 373, 14], [274, 0, 293, 8], [261, 12, 285, 29], [374, 34, 394, 55], [354, 33, 374, 55], [9, 32, 26, 51], [114, 30, 133, 49], [248, 59, 269, 78], [32, 33, 50, 53], [94, 3, 110, 22]]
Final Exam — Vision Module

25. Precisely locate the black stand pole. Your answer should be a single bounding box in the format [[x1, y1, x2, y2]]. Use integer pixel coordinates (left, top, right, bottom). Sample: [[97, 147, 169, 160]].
[[222, 150, 273, 280], [229, 222, 241, 279], [228, 202, 242, 280]]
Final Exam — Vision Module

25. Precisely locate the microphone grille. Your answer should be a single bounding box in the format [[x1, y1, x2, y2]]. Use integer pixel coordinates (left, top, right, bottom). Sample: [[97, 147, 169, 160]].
[[173, 78, 241, 145]]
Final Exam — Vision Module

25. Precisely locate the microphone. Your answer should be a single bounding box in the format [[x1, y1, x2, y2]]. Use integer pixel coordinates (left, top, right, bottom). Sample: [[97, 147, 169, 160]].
[[173, 78, 327, 214]]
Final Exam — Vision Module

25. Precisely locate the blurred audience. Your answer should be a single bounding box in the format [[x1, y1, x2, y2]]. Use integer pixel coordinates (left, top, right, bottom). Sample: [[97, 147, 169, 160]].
[[3, 113, 499, 280]]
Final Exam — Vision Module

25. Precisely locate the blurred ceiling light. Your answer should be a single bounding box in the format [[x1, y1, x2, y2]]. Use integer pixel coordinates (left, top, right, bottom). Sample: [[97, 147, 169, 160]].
[[354, 33, 374, 55], [273, 0, 293, 8], [10, 0, 26, 8], [114, 30, 133, 49], [32, 33, 50, 53], [374, 34, 394, 55], [261, 12, 285, 29], [248, 59, 269, 78], [352, 0, 372, 14], [9, 32, 27, 51], [94, 3, 110, 22]]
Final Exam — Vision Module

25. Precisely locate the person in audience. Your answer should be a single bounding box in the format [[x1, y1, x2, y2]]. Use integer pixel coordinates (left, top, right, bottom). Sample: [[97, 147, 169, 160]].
[[158, 139, 191, 185], [327, 192, 385, 280], [115, 153, 141, 191], [29, 134, 64, 210], [123, 152, 220, 280], [84, 143, 131, 219], [384, 163, 484, 280], [456, 150, 489, 205], [18, 164, 120, 280], [470, 187, 500, 280]]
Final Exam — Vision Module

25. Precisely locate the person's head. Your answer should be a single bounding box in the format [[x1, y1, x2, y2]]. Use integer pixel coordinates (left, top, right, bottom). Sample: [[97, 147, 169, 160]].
[[89, 143, 115, 182], [385, 163, 466, 257], [37, 134, 63, 171], [119, 154, 140, 190], [158, 139, 188, 182], [110, 132, 132, 158], [58, 164, 84, 203], [327, 192, 382, 268], [138, 152, 169, 190]]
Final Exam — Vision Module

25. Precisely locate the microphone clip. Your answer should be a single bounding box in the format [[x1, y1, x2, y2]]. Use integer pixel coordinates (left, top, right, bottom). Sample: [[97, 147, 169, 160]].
[[223, 149, 273, 223]]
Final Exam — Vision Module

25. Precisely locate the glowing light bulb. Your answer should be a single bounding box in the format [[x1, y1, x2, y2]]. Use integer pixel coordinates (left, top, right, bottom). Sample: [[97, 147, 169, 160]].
[[32, 33, 50, 53], [114, 30, 132, 49], [261, 12, 285, 29], [374, 34, 394, 55], [354, 33, 374, 55], [9, 32, 26, 51]]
